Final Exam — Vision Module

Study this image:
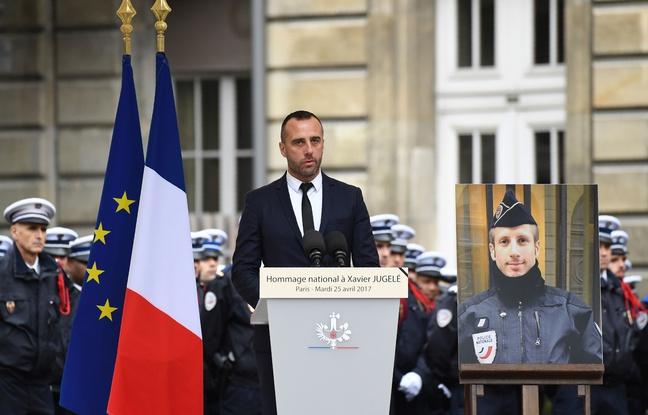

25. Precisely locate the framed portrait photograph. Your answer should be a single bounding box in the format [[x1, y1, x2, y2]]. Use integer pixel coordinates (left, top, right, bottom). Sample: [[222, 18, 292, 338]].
[[456, 184, 604, 384]]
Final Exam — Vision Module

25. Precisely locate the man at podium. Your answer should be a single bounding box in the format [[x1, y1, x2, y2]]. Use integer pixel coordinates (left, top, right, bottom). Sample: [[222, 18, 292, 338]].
[[232, 110, 379, 415]]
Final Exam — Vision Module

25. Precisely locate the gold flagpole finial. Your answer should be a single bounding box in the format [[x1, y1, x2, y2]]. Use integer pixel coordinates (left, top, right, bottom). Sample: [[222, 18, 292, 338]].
[[151, 0, 172, 53], [117, 0, 137, 55]]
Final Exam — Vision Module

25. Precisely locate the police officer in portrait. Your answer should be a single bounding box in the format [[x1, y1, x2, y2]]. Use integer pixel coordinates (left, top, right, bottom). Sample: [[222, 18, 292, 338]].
[[458, 191, 603, 414], [458, 191, 602, 366], [0, 198, 63, 414]]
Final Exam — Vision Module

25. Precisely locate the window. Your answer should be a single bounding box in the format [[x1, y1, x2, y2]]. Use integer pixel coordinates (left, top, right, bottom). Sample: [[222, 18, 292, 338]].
[[459, 132, 496, 183], [175, 76, 254, 216], [534, 0, 564, 65], [535, 129, 564, 183], [458, 0, 495, 68]]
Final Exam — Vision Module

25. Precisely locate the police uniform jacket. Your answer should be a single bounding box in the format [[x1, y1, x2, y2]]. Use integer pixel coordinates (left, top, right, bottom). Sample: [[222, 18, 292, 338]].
[[202, 271, 258, 386], [393, 285, 429, 387], [459, 264, 602, 365], [424, 291, 458, 388], [0, 244, 61, 380], [600, 269, 639, 385]]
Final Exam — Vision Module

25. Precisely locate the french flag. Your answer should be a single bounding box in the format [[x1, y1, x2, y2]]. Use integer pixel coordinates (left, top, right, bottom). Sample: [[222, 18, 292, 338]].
[[107, 53, 203, 414]]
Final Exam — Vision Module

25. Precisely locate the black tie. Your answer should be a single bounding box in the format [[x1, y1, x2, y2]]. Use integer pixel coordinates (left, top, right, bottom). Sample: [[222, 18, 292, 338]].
[[300, 182, 314, 232]]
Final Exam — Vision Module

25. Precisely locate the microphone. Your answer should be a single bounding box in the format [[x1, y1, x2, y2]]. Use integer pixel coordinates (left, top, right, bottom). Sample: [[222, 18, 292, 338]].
[[325, 231, 349, 267], [302, 230, 326, 267]]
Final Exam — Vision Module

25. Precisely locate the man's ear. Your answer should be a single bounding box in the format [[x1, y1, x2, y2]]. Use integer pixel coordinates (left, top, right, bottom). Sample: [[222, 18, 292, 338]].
[[534, 240, 540, 258], [279, 140, 286, 158], [10, 224, 17, 240], [489, 243, 496, 261]]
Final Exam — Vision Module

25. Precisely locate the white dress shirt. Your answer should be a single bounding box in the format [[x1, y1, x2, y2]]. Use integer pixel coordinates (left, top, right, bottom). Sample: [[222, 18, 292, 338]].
[[286, 170, 323, 236]]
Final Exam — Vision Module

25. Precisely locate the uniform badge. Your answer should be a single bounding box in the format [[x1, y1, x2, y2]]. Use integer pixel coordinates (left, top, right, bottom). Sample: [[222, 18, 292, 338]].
[[5, 301, 15, 314], [472, 330, 497, 364], [437, 309, 453, 328], [637, 312, 648, 331], [204, 292, 217, 311]]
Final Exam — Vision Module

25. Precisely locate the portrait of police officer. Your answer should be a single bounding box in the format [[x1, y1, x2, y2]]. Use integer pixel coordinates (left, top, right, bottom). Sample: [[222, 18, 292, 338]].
[[458, 190, 603, 366], [0, 197, 62, 414]]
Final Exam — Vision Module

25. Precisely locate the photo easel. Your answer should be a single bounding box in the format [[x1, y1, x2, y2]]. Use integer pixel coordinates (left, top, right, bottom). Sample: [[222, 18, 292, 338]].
[[461, 364, 603, 415]]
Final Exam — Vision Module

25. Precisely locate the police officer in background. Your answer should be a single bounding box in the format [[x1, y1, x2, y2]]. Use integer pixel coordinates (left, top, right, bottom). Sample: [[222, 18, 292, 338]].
[[370, 214, 399, 267], [0, 198, 61, 414], [43, 227, 78, 272], [398, 252, 453, 414], [194, 232, 226, 413], [0, 235, 12, 260], [390, 224, 415, 268], [199, 230, 262, 415], [392, 251, 443, 414], [593, 215, 639, 415], [609, 226, 647, 415], [404, 243, 425, 281], [423, 269, 462, 415], [53, 234, 92, 415]]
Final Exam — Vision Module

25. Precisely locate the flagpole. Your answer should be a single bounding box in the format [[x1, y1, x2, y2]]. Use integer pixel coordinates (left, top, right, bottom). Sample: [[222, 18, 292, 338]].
[[151, 0, 172, 53], [117, 0, 136, 55]]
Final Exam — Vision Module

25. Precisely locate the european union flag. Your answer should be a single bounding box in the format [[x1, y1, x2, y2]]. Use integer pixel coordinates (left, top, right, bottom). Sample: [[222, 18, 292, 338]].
[[60, 54, 144, 415]]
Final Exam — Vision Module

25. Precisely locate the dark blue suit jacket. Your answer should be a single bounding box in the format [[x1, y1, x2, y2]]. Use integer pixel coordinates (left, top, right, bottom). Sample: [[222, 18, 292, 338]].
[[232, 172, 379, 309]]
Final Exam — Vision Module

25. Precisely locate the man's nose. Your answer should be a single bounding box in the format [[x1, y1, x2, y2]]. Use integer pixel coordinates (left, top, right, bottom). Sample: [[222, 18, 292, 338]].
[[510, 242, 521, 255]]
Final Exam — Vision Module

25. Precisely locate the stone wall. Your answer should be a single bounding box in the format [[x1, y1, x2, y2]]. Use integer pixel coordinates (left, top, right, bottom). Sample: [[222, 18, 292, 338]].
[[569, 0, 648, 290]]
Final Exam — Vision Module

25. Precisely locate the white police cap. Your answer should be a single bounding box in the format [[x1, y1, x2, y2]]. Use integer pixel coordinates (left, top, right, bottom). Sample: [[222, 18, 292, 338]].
[[191, 231, 211, 261], [4, 197, 56, 225], [416, 251, 447, 278], [0, 235, 12, 257], [404, 243, 425, 268], [68, 235, 93, 263], [44, 226, 79, 257], [390, 224, 415, 253], [598, 215, 620, 244], [200, 228, 228, 245], [370, 214, 400, 242], [610, 229, 629, 255]]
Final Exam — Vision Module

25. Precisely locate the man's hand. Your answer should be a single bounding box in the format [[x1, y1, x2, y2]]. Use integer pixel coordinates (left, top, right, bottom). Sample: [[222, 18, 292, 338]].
[[398, 372, 422, 401]]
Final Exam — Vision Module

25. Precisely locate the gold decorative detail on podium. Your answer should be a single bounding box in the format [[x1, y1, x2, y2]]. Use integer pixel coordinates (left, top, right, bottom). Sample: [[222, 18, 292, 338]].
[[117, 0, 137, 55], [151, 0, 172, 53]]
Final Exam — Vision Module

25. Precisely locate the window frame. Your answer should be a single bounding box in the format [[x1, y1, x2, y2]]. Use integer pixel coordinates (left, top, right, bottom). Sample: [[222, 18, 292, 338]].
[[533, 0, 564, 66], [174, 75, 254, 217], [457, 0, 496, 69]]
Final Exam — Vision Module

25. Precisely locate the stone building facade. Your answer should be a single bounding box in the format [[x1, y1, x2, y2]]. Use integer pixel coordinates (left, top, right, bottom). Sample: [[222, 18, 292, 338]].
[[0, 0, 646, 292]]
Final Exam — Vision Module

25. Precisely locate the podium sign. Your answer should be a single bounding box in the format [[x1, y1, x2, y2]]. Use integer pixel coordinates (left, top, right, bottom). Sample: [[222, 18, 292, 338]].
[[252, 267, 407, 415]]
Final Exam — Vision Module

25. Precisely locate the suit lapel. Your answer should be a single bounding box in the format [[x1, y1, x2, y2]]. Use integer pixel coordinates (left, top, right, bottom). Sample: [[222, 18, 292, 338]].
[[275, 173, 303, 244], [319, 173, 335, 235]]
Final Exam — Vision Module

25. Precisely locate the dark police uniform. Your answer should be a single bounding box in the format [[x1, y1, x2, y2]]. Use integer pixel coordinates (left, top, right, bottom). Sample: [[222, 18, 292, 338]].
[[591, 269, 639, 415], [424, 288, 462, 415], [459, 281, 602, 365], [202, 269, 261, 415], [0, 244, 61, 414]]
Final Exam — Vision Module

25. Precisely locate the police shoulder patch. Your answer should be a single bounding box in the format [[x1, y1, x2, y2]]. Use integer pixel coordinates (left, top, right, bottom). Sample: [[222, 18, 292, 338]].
[[437, 308, 453, 328], [204, 291, 217, 311]]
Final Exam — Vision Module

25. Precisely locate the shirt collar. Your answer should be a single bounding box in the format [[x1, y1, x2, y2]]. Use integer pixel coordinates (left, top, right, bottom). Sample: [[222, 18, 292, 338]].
[[286, 170, 322, 193], [26, 255, 40, 274]]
